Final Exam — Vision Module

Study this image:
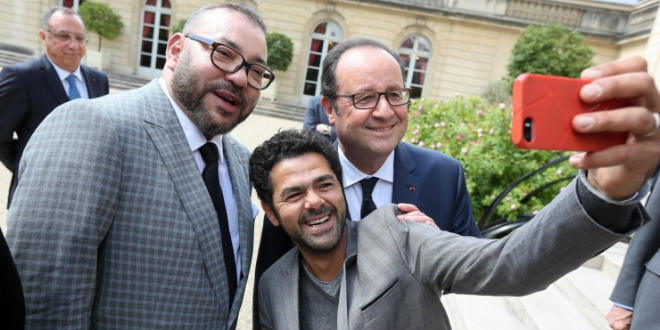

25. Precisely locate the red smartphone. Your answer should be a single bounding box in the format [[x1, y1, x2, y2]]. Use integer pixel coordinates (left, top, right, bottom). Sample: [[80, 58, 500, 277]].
[[511, 73, 629, 152]]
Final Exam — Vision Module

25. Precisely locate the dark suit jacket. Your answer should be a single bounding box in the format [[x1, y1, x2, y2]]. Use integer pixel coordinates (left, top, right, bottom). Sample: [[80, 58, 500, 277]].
[[302, 95, 336, 142], [0, 54, 109, 207], [0, 228, 24, 330], [252, 141, 482, 329], [610, 176, 660, 329]]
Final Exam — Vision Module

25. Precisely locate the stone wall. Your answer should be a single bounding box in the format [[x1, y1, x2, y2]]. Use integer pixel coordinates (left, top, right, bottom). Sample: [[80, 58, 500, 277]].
[[0, 0, 655, 103]]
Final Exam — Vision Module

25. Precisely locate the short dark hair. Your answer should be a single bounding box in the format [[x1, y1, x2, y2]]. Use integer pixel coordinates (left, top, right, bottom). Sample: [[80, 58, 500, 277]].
[[41, 7, 81, 31], [249, 129, 343, 210], [320, 37, 406, 109], [183, 3, 267, 34]]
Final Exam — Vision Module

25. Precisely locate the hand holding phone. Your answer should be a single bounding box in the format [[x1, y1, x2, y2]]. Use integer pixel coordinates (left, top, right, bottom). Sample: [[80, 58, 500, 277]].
[[512, 73, 629, 152]]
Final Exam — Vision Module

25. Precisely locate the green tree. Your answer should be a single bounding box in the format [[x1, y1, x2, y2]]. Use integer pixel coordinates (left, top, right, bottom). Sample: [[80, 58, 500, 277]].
[[78, 2, 124, 51], [266, 32, 294, 72], [170, 19, 187, 36], [506, 24, 594, 92]]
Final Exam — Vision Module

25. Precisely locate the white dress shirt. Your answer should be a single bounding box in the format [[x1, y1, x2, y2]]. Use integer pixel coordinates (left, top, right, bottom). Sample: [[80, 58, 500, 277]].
[[339, 148, 395, 221], [158, 78, 241, 284], [46, 56, 89, 99]]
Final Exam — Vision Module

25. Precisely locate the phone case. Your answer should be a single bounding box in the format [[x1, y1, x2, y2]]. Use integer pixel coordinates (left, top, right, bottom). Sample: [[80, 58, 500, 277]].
[[512, 73, 629, 152]]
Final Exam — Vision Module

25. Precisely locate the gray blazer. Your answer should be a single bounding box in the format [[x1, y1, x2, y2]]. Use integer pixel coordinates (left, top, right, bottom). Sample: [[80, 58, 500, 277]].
[[610, 177, 660, 329], [7, 80, 254, 329], [259, 179, 640, 330]]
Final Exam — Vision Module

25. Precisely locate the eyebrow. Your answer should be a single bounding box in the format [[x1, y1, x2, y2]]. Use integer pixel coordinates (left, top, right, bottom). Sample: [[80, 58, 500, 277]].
[[219, 37, 266, 65], [278, 174, 336, 199]]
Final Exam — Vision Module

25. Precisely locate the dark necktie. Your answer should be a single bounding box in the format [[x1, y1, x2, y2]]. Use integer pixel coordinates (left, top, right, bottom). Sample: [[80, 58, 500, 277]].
[[199, 142, 237, 303], [66, 74, 81, 100], [360, 177, 379, 219]]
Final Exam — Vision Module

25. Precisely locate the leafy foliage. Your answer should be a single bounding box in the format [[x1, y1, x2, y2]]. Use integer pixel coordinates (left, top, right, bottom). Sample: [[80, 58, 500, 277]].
[[79, 2, 124, 51], [481, 80, 511, 106], [266, 32, 294, 72], [404, 96, 576, 222], [170, 19, 187, 36], [506, 24, 594, 92]]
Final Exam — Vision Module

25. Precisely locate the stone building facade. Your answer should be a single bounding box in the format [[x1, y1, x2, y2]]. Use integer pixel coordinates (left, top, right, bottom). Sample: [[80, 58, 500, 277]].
[[1, 0, 659, 104]]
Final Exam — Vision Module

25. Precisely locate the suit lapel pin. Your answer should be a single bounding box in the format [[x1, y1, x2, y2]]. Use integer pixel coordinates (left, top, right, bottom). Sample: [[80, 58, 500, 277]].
[[409, 186, 415, 191], [238, 157, 242, 163], [92, 78, 96, 83]]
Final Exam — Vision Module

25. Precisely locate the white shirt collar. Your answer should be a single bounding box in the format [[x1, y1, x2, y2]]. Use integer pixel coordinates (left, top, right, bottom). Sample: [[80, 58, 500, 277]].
[[157, 78, 225, 161], [338, 147, 394, 188], [46, 55, 83, 82]]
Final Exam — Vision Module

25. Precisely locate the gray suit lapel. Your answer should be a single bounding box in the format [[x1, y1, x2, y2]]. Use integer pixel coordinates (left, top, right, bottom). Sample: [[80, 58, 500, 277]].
[[141, 81, 231, 317], [280, 253, 301, 330], [392, 143, 420, 205], [221, 135, 254, 316]]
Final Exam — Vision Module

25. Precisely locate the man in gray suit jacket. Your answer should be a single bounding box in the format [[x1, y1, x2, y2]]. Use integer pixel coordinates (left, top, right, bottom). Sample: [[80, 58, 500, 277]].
[[250, 54, 660, 328], [6, 3, 273, 329], [608, 174, 660, 330]]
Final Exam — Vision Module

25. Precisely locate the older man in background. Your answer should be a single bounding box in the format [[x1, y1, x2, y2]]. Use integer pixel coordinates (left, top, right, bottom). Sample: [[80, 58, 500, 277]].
[[0, 6, 109, 208]]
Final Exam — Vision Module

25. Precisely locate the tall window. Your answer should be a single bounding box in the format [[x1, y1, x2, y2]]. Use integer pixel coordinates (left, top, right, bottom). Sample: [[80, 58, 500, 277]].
[[398, 36, 431, 99], [302, 22, 342, 101], [61, 0, 87, 11], [137, 0, 172, 78]]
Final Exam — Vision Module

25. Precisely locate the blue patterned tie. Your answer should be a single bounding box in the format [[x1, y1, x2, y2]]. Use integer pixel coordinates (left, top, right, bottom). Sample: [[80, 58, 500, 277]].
[[66, 74, 81, 100]]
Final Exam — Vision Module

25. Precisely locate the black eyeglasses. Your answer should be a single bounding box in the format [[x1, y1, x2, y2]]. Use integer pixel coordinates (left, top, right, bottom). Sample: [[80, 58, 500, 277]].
[[185, 34, 275, 90], [334, 88, 412, 109], [46, 29, 88, 45]]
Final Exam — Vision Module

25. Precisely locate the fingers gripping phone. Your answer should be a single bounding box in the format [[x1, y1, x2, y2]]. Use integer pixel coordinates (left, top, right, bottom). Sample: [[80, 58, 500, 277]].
[[512, 73, 629, 152]]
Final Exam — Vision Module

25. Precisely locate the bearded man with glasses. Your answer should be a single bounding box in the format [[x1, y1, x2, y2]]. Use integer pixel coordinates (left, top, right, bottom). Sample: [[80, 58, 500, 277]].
[[7, 3, 268, 329], [0, 6, 109, 209]]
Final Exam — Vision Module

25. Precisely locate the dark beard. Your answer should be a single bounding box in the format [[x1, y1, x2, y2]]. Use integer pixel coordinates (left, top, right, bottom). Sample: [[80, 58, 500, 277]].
[[171, 59, 253, 136], [294, 204, 347, 255]]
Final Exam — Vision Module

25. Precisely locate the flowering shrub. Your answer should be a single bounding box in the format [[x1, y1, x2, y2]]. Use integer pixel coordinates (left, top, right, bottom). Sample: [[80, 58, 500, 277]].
[[404, 96, 576, 222]]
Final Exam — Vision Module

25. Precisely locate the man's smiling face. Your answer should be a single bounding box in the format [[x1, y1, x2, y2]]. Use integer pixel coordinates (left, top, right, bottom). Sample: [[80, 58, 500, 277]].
[[327, 47, 409, 162], [170, 8, 266, 137], [262, 152, 347, 255]]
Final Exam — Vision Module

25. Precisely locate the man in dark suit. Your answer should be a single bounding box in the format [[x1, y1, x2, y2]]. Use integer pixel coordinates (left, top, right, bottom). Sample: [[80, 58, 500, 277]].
[[608, 174, 660, 330], [0, 6, 109, 208], [253, 38, 481, 328], [303, 95, 336, 141]]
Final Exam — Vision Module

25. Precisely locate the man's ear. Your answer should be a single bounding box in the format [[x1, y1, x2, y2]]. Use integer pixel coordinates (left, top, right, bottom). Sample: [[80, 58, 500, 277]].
[[261, 201, 281, 227], [165, 33, 184, 71], [321, 96, 337, 125], [38, 30, 46, 43]]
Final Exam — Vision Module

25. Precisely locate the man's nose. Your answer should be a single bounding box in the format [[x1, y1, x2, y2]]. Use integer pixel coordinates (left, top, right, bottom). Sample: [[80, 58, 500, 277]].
[[224, 65, 249, 88], [304, 190, 325, 209]]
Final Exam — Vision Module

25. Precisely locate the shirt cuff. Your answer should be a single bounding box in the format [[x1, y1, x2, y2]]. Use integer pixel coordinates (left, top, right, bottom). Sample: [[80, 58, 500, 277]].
[[576, 170, 650, 234], [613, 302, 634, 311]]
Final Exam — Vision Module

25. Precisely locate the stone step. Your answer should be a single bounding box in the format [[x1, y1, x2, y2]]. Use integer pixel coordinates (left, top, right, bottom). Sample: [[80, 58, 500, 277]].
[[555, 266, 615, 330], [106, 72, 152, 91], [0, 49, 35, 67], [255, 97, 305, 122], [444, 294, 526, 330], [506, 283, 600, 330]]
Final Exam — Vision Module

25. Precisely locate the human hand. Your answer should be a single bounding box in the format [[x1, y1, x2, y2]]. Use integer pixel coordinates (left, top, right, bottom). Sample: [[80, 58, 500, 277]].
[[607, 305, 632, 330], [396, 203, 438, 229], [315, 124, 329, 135], [569, 56, 660, 200]]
